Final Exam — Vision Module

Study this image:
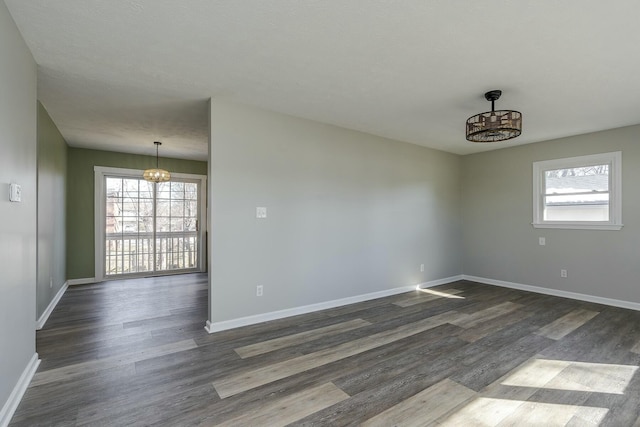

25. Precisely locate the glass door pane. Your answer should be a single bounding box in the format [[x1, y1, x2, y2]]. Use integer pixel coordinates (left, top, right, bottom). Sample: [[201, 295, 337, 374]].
[[155, 180, 199, 272], [105, 177, 155, 276], [104, 175, 200, 278]]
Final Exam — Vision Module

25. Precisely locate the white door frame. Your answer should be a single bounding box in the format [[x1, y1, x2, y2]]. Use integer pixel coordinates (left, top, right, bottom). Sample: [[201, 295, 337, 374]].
[[94, 166, 207, 282]]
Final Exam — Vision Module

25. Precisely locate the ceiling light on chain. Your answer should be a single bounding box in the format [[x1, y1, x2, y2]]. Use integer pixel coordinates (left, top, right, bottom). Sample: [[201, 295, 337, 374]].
[[466, 90, 522, 143], [143, 141, 171, 182]]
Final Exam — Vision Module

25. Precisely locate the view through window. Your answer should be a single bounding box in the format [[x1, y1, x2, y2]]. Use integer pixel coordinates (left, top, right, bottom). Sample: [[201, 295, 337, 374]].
[[532, 151, 622, 230], [105, 176, 200, 276], [543, 164, 609, 222]]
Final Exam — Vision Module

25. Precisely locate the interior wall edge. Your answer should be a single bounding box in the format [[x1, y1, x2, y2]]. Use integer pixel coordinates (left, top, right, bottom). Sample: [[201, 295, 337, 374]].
[[463, 274, 640, 312], [35, 281, 68, 330], [206, 275, 463, 333], [0, 354, 39, 427]]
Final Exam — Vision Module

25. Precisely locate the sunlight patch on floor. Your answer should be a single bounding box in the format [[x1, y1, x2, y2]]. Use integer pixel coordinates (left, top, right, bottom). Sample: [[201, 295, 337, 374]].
[[415, 287, 465, 299], [439, 397, 608, 426], [437, 357, 638, 426], [501, 358, 638, 395]]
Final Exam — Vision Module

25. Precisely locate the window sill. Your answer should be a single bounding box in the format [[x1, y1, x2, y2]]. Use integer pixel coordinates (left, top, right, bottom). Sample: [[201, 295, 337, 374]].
[[532, 223, 623, 231]]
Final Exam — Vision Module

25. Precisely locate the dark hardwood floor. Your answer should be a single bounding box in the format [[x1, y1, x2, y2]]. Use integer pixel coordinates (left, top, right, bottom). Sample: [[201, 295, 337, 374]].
[[9, 274, 640, 426]]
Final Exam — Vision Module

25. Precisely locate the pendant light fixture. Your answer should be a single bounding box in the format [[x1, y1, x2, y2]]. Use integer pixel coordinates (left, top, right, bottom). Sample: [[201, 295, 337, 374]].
[[143, 141, 171, 182], [466, 90, 522, 143]]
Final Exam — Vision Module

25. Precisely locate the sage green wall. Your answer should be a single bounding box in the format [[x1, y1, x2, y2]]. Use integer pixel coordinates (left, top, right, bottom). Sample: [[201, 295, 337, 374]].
[[0, 1, 37, 420], [37, 102, 68, 319], [66, 147, 207, 280], [461, 124, 640, 304]]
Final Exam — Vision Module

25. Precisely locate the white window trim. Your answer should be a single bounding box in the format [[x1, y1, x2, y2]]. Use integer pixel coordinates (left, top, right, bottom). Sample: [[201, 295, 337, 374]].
[[532, 151, 622, 230], [94, 166, 208, 281]]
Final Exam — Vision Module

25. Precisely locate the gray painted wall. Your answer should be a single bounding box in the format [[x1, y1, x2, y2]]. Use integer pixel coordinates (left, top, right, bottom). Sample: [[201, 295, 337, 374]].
[[462, 124, 640, 303], [0, 0, 37, 415], [209, 101, 461, 323], [37, 102, 68, 319]]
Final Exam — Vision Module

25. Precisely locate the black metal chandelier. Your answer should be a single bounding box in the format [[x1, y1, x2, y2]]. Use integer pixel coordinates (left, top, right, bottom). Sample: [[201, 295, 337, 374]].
[[466, 90, 522, 143]]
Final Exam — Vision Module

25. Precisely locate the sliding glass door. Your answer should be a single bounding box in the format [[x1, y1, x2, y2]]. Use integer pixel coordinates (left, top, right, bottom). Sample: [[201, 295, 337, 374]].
[[154, 180, 200, 272], [96, 167, 206, 280]]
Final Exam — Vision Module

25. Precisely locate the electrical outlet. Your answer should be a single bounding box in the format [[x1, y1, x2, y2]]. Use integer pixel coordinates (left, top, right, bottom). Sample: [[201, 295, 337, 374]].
[[420, 264, 425, 272], [561, 269, 568, 278], [9, 183, 21, 202], [256, 207, 267, 219], [539, 237, 546, 246], [256, 285, 263, 296]]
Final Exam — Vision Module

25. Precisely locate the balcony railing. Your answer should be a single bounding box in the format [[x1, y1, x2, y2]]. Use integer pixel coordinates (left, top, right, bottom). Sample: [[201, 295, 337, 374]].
[[105, 231, 198, 276]]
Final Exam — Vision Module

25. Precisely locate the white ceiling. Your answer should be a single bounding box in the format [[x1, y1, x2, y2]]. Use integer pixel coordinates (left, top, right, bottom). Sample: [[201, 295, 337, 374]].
[[5, 1, 640, 161]]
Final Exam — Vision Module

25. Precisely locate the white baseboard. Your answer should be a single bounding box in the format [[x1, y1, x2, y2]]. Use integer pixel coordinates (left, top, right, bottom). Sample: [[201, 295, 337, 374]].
[[0, 353, 40, 427], [205, 275, 463, 333], [462, 275, 640, 312], [36, 281, 68, 330], [418, 275, 464, 290], [67, 277, 96, 286], [204, 320, 214, 334]]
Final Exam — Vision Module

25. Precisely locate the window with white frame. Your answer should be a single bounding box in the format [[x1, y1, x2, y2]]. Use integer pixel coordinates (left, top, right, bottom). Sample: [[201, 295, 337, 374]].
[[532, 151, 622, 230], [94, 166, 207, 281]]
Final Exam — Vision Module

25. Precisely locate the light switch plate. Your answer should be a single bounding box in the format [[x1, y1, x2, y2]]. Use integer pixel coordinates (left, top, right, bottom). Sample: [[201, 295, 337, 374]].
[[539, 237, 545, 246], [9, 183, 21, 202], [256, 207, 267, 219]]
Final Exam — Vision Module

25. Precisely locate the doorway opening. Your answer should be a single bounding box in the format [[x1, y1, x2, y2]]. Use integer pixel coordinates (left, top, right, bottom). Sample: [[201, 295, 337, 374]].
[[94, 167, 206, 281]]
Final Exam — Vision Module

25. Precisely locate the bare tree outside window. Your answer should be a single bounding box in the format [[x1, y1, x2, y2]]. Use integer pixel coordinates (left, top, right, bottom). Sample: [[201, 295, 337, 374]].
[[105, 176, 200, 276], [543, 164, 610, 221], [545, 164, 608, 179]]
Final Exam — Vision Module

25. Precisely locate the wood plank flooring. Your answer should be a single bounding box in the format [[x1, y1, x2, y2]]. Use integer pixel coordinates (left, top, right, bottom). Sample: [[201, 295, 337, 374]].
[[9, 273, 640, 426]]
